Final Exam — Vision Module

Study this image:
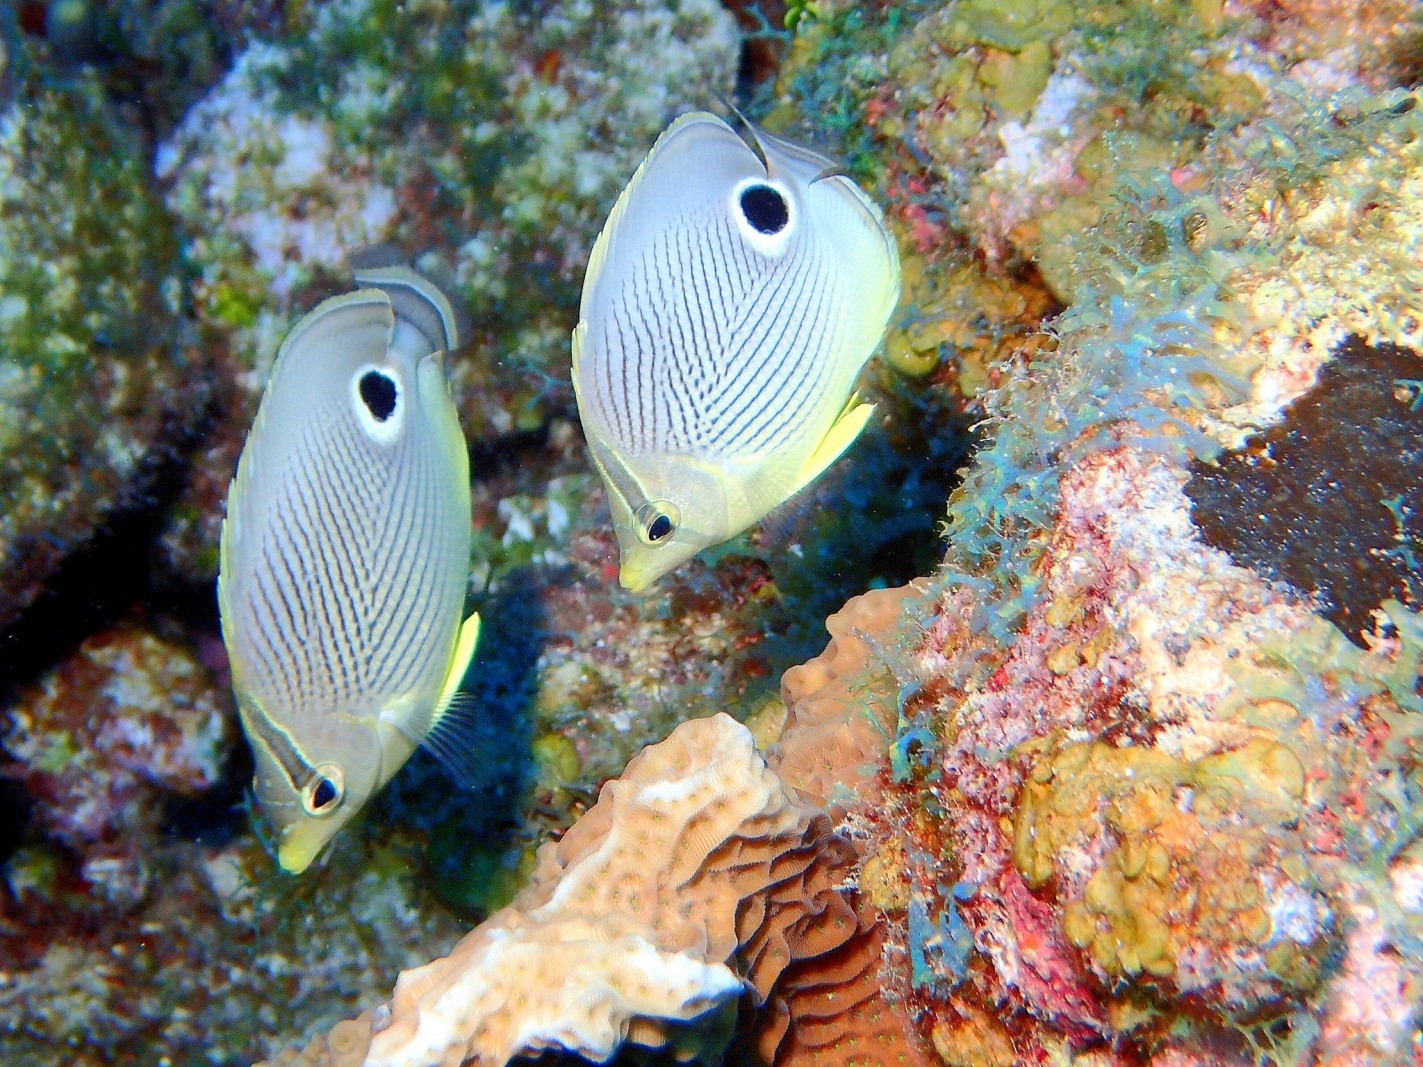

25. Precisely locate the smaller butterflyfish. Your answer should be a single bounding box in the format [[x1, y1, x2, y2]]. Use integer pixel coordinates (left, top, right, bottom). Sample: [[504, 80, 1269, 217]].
[[572, 110, 901, 591], [217, 266, 481, 874]]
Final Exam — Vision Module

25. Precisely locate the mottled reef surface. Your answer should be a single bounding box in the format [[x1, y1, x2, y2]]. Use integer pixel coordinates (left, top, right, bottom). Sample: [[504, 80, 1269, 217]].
[[1, 0, 1421, 1065]]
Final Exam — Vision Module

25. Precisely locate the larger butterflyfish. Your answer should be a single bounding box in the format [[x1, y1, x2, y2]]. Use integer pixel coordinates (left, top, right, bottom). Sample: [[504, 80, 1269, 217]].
[[572, 110, 901, 591], [218, 266, 481, 874]]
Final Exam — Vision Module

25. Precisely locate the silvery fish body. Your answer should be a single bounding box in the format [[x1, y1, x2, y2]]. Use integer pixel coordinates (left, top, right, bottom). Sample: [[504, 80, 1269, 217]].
[[218, 267, 479, 873], [573, 111, 901, 591]]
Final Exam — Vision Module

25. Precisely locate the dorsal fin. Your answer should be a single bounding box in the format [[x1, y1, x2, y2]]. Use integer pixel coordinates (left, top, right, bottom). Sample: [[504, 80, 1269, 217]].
[[353, 265, 465, 352]]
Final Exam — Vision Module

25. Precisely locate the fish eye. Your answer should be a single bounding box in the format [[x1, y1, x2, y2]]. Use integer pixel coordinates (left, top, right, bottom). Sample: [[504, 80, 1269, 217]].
[[358, 369, 399, 422], [738, 183, 790, 236], [302, 764, 345, 817], [636, 500, 680, 545]]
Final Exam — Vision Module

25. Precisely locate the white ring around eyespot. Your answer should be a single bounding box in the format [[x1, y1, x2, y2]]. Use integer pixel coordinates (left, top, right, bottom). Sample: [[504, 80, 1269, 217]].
[[729, 177, 796, 258], [350, 364, 405, 445]]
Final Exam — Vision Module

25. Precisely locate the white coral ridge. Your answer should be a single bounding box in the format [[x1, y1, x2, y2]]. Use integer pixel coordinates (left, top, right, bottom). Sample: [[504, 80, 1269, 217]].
[[360, 713, 779, 1067], [363, 923, 741, 1067]]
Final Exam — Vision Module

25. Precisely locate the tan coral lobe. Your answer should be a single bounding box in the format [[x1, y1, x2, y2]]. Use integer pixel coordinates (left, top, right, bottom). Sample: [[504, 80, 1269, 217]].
[[258, 713, 875, 1067]]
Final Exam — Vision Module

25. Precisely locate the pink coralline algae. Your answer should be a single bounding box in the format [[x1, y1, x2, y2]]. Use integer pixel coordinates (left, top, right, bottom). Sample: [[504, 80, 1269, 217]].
[[900, 444, 1422, 1060], [769, 436, 1421, 1063], [2, 625, 233, 903]]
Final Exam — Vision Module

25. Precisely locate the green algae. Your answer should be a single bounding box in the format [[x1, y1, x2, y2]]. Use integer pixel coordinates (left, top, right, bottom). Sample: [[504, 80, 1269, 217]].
[[0, 45, 195, 627]]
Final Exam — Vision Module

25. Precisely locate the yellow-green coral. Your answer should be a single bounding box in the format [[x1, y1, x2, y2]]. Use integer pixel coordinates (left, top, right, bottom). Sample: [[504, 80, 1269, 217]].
[[1015, 737, 1320, 995]]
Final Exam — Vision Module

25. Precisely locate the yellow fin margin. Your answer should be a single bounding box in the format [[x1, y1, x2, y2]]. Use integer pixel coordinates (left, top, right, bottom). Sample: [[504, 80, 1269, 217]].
[[791, 394, 876, 496], [434, 611, 481, 718]]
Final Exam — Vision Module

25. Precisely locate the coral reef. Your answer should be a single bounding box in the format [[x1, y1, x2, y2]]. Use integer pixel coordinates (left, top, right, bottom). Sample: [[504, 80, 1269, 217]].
[[0, 43, 201, 628], [754, 2, 1423, 1061], [3, 0, 1422, 1064], [260, 714, 912, 1067], [2, 624, 231, 902]]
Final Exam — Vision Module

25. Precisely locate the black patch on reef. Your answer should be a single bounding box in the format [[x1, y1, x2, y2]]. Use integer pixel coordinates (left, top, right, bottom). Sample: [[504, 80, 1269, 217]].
[[359, 370, 398, 421], [739, 183, 789, 235], [0, 778, 32, 865], [1186, 337, 1423, 645]]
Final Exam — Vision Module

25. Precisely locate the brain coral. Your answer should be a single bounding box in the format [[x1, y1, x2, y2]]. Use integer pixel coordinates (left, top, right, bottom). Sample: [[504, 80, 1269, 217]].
[[259, 713, 881, 1067], [773, 582, 935, 812]]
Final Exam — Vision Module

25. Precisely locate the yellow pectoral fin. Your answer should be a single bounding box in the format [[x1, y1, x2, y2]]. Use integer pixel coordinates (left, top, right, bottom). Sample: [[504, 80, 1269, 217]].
[[434, 611, 481, 716], [791, 395, 876, 496]]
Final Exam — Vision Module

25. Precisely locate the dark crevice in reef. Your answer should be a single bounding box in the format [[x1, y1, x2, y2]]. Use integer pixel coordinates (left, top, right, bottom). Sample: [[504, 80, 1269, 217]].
[[0, 397, 216, 701], [1186, 336, 1423, 646], [0, 778, 33, 867]]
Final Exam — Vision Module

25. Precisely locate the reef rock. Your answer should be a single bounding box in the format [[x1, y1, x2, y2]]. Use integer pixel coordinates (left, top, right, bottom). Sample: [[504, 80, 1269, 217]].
[[0, 48, 201, 628], [2, 624, 233, 908]]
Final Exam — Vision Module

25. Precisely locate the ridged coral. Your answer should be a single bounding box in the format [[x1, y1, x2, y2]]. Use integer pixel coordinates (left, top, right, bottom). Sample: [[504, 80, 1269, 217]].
[[258, 714, 872, 1067], [773, 582, 933, 810], [767, 585, 941, 1067]]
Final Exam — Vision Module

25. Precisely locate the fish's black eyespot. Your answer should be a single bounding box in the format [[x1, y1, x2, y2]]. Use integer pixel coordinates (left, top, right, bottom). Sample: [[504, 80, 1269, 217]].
[[739, 183, 790, 236], [647, 513, 673, 542], [358, 370, 398, 422], [312, 777, 338, 810]]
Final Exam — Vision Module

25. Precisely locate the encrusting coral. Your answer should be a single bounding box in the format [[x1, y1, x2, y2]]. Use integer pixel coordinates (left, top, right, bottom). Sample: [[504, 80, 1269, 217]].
[[0, 41, 201, 628], [259, 713, 894, 1067]]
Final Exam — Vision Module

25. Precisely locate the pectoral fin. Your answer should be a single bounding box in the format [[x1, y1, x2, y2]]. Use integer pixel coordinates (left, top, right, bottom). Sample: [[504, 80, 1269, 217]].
[[791, 394, 875, 496], [434, 611, 481, 717], [417, 612, 485, 788]]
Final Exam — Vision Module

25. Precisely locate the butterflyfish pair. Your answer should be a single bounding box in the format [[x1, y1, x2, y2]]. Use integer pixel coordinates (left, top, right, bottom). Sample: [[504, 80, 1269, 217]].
[[220, 111, 899, 870], [573, 111, 901, 591], [218, 266, 480, 874]]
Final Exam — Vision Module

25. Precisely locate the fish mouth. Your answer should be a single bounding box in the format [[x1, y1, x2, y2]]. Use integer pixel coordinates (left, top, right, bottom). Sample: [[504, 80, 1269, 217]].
[[278, 835, 322, 874], [618, 560, 655, 593]]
